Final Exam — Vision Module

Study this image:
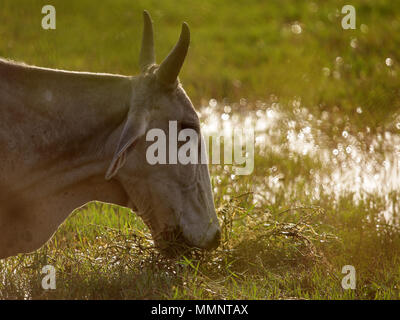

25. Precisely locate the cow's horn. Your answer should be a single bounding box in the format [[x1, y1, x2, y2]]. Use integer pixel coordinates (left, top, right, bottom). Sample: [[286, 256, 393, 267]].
[[139, 10, 155, 72], [157, 22, 190, 86]]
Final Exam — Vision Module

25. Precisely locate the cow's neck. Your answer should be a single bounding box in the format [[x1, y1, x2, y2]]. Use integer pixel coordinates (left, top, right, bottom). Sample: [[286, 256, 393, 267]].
[[0, 59, 136, 203]]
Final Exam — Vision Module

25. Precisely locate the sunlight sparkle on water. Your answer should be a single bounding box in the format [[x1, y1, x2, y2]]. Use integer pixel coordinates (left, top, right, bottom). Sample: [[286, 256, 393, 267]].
[[200, 98, 400, 221]]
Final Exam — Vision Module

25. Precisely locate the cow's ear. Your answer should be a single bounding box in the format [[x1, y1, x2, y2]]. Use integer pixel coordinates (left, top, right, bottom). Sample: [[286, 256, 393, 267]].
[[105, 111, 148, 180]]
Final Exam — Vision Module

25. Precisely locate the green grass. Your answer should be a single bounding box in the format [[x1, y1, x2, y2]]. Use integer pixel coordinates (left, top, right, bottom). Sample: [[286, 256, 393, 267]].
[[1, 0, 400, 299], [1, 189, 400, 299]]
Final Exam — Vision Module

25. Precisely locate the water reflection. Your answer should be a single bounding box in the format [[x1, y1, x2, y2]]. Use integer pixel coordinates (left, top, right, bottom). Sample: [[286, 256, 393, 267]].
[[200, 98, 400, 222]]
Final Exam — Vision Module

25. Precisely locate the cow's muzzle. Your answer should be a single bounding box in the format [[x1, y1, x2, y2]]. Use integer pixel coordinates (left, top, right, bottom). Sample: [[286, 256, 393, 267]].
[[156, 227, 221, 257]]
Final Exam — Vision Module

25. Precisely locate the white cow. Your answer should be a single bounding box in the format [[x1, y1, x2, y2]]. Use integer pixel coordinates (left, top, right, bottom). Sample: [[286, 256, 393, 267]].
[[0, 11, 220, 259]]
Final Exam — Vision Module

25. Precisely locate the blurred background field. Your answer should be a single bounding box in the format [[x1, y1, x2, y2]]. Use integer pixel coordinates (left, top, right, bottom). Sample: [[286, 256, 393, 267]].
[[1, 0, 400, 299]]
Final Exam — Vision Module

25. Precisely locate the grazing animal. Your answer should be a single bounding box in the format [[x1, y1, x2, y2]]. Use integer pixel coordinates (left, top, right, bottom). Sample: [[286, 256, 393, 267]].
[[0, 11, 220, 259]]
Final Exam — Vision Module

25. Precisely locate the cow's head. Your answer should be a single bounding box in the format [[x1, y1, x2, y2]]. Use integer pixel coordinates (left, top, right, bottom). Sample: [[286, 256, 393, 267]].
[[105, 11, 220, 256]]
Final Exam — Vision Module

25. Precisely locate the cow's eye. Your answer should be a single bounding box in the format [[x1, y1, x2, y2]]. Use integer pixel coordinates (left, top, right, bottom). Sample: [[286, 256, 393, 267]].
[[178, 122, 202, 152], [180, 122, 200, 133]]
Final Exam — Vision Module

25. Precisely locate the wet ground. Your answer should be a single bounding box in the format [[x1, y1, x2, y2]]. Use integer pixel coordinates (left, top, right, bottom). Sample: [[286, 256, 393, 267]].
[[200, 98, 400, 223]]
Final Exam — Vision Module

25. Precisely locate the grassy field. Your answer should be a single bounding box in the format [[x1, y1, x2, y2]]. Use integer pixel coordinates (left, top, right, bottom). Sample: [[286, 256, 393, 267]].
[[1, 0, 400, 299]]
